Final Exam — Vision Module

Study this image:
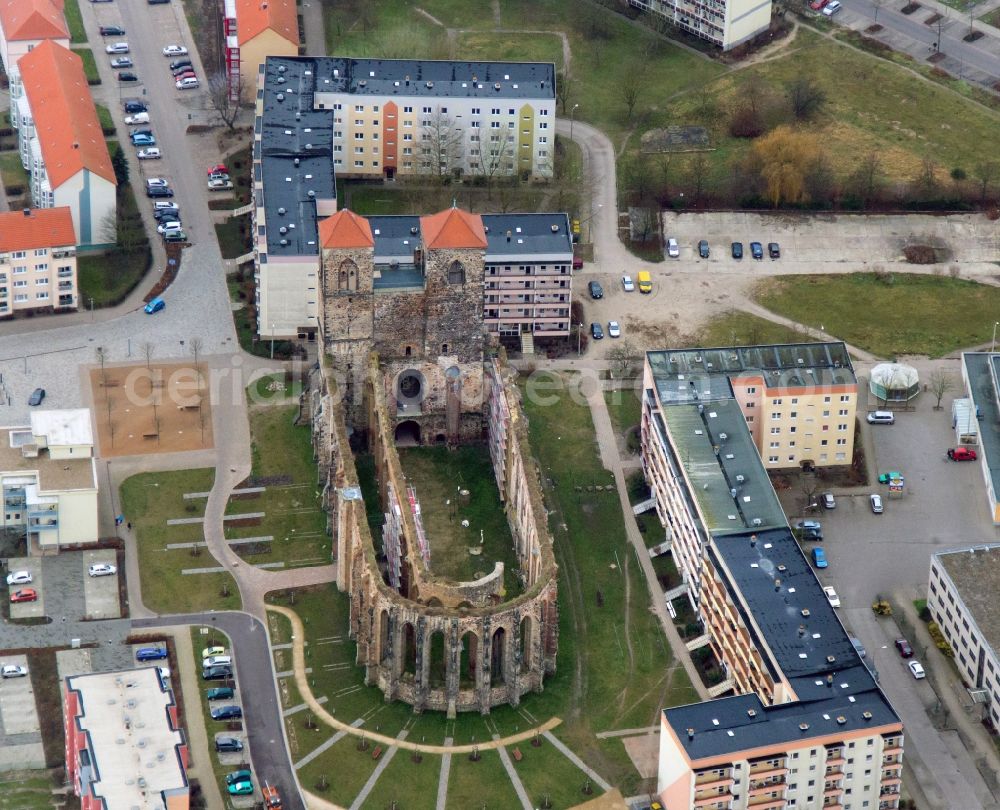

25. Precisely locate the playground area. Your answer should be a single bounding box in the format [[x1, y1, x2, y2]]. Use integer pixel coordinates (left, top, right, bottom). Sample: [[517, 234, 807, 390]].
[[89, 362, 213, 457]]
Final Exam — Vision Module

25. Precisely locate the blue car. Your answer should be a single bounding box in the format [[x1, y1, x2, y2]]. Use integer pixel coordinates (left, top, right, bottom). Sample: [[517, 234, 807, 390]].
[[812, 547, 828, 569], [131, 134, 156, 146], [144, 297, 165, 314], [136, 647, 168, 661]]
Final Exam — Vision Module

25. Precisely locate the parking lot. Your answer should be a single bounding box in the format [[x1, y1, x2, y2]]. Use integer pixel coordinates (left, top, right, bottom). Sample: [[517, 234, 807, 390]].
[[0, 654, 40, 736], [6, 559, 43, 621], [6, 551, 121, 623], [81, 550, 122, 620]]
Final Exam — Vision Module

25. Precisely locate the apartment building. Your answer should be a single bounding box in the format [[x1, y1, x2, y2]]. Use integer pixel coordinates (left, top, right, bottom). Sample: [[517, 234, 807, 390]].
[[959, 353, 1000, 523], [65, 667, 189, 810], [15, 41, 117, 246], [0, 0, 68, 118], [0, 207, 77, 315], [628, 0, 771, 50], [928, 544, 1000, 729], [1, 409, 99, 552], [640, 345, 903, 809], [223, 0, 298, 103]]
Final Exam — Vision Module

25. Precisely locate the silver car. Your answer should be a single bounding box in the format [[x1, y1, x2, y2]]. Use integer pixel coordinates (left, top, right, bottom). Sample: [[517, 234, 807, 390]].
[[870, 493, 884, 514]]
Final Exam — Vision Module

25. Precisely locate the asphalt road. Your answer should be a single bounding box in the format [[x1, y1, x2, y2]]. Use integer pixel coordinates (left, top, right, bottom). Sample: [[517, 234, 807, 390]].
[[133, 612, 304, 810]]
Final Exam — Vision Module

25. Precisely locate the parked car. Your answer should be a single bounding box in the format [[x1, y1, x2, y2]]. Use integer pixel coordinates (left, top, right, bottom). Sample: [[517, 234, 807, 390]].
[[572, 255, 583, 270], [607, 321, 621, 338], [173, 70, 197, 81], [135, 647, 168, 662], [750, 241, 764, 260], [169, 58, 192, 70], [207, 687, 235, 701], [1, 665, 28, 679], [125, 112, 150, 125], [117, 72, 138, 82], [144, 297, 166, 314], [621, 275, 635, 292], [895, 638, 913, 658], [176, 77, 200, 90], [637, 270, 652, 293], [153, 201, 177, 210], [130, 127, 153, 137], [145, 177, 169, 188], [588, 280, 603, 300], [795, 519, 822, 533], [110, 56, 133, 69], [207, 178, 234, 190], [147, 186, 174, 198], [590, 322, 604, 340], [809, 0, 828, 8], [203, 665, 233, 680], [154, 208, 179, 222], [948, 447, 977, 461], [822, 0, 842, 14], [157, 221, 182, 234], [137, 148, 161, 160], [10, 588, 37, 603], [731, 242, 743, 259], [105, 42, 130, 54], [204, 655, 232, 668], [666, 237, 679, 258], [215, 737, 243, 753], [163, 230, 187, 243], [698, 239, 710, 259], [28, 388, 45, 406], [207, 163, 229, 175], [148, 0, 170, 5], [908, 660, 926, 679], [211, 705, 243, 720], [866, 410, 895, 425], [850, 636, 867, 659], [768, 242, 781, 258], [870, 493, 884, 514], [821, 492, 836, 509], [6, 570, 32, 586], [162, 45, 188, 56], [131, 134, 156, 146], [202, 646, 226, 660], [228, 780, 254, 796], [99, 25, 125, 35], [88, 563, 117, 577], [823, 586, 840, 608], [123, 100, 147, 113], [812, 547, 828, 569]]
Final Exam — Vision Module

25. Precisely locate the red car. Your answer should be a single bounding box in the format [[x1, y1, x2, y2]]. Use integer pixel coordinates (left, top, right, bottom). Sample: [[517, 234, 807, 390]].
[[895, 638, 913, 658], [809, 0, 828, 8], [207, 164, 228, 176], [948, 447, 977, 461], [10, 588, 37, 603]]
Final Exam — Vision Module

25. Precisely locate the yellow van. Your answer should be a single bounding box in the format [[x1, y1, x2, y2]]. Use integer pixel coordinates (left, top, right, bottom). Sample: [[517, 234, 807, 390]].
[[637, 270, 652, 294]]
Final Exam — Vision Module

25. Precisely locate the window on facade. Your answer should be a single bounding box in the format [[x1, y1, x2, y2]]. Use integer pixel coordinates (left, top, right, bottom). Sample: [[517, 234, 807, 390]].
[[447, 261, 466, 285]]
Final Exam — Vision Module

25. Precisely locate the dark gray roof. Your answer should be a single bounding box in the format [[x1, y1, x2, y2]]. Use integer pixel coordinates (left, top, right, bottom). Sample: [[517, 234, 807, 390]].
[[482, 214, 572, 260], [963, 353, 1000, 502], [648, 342, 856, 405], [934, 543, 1000, 658], [259, 57, 336, 256], [313, 58, 555, 99], [369, 215, 421, 263], [664, 685, 899, 762]]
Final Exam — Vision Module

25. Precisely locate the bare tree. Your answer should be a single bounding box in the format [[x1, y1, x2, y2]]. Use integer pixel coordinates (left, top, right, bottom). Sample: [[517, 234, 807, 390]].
[[95, 346, 108, 389], [470, 127, 515, 199], [99, 210, 119, 247], [974, 161, 999, 203], [799, 476, 821, 514], [207, 71, 244, 131], [608, 340, 639, 377], [687, 153, 710, 206], [555, 70, 574, 115], [190, 336, 204, 385], [873, 0, 885, 24], [850, 152, 883, 207], [786, 77, 827, 121], [622, 72, 642, 122], [143, 341, 154, 371], [419, 112, 465, 181], [927, 369, 955, 410]]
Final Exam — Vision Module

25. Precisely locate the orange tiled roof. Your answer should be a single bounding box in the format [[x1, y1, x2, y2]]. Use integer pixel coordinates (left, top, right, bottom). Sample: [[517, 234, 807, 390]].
[[235, 0, 298, 46], [319, 209, 374, 249], [0, 207, 75, 252], [18, 42, 115, 189], [0, 0, 68, 42], [420, 208, 488, 250]]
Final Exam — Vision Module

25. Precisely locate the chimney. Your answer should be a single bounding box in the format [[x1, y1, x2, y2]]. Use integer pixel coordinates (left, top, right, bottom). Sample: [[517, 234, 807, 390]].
[[73, 142, 79, 149], [774, 578, 781, 592], [749, 534, 757, 547], [506, 230, 512, 243], [687, 728, 694, 740], [22, 208, 30, 217], [826, 674, 834, 688]]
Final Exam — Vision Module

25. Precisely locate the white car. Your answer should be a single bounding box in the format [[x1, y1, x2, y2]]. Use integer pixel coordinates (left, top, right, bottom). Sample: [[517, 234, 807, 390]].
[[1, 664, 27, 679], [666, 237, 680, 258], [124, 112, 150, 125], [823, 586, 840, 608], [157, 221, 182, 234], [622, 275, 634, 292], [153, 201, 177, 210], [908, 661, 925, 680], [6, 570, 31, 586], [88, 563, 117, 577], [137, 148, 161, 160], [207, 178, 234, 190], [870, 493, 884, 514], [608, 321, 621, 338], [110, 56, 133, 69], [162, 45, 188, 56], [822, 0, 842, 13], [145, 178, 169, 188], [176, 77, 200, 90], [105, 42, 129, 54]]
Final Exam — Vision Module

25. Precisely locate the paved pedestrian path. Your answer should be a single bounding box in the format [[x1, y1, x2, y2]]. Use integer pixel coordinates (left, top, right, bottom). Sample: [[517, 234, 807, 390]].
[[494, 735, 533, 810], [349, 730, 408, 810], [435, 738, 453, 810]]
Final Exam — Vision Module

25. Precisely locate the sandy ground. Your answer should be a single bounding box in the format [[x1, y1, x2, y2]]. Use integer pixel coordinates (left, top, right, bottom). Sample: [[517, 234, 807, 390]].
[[89, 362, 214, 457]]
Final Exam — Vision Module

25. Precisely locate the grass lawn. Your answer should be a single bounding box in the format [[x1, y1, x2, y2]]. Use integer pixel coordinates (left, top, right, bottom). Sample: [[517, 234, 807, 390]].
[[398, 445, 520, 594], [214, 218, 250, 259], [64, 0, 87, 43], [95, 103, 114, 134], [0, 151, 29, 194], [0, 772, 62, 810], [753, 273, 1000, 357], [224, 404, 329, 568], [121, 469, 242, 614], [246, 373, 303, 405], [604, 388, 642, 440], [298, 735, 381, 806], [979, 7, 1000, 26], [447, 751, 523, 809], [72, 47, 100, 85], [455, 31, 564, 66], [77, 247, 150, 306], [513, 737, 602, 808], [360, 749, 443, 810], [695, 309, 823, 348]]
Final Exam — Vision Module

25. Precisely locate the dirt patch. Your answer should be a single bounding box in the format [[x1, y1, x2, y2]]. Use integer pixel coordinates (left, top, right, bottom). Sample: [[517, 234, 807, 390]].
[[903, 244, 951, 263], [89, 362, 214, 457], [924, 12, 942, 24], [963, 30, 984, 41], [928, 51, 946, 63], [901, 2, 921, 13], [866, 23, 884, 32]]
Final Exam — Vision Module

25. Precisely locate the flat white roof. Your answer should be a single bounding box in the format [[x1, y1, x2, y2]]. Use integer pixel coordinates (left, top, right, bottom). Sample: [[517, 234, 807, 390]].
[[29, 409, 93, 447], [67, 667, 187, 809]]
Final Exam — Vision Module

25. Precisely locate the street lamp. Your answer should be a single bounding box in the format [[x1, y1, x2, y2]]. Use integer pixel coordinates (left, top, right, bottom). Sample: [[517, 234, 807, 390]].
[[570, 103, 579, 142], [270, 322, 275, 360], [992, 321, 999, 353], [577, 322, 583, 356]]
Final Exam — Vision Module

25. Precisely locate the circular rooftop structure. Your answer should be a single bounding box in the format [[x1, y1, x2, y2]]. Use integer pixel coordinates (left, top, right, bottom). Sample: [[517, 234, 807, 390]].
[[869, 362, 920, 402]]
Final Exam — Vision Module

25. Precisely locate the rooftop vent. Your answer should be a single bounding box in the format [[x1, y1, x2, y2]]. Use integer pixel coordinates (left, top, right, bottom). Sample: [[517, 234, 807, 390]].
[[426, 81, 434, 88], [307, 190, 315, 197], [826, 655, 836, 664], [747, 709, 757, 718], [799, 723, 810, 731], [735, 474, 745, 483], [862, 711, 873, 721], [801, 608, 811, 617], [836, 716, 847, 725], [719, 432, 728, 440], [278, 207, 286, 215], [22, 208, 30, 217], [777, 564, 787, 573], [280, 239, 288, 246], [494, 82, 501, 90], [798, 624, 806, 637], [277, 76, 285, 84], [293, 158, 299, 166], [410, 226, 418, 235], [687, 728, 694, 740], [279, 226, 287, 234], [277, 64, 285, 74], [550, 224, 559, 233], [774, 578, 781, 591], [751, 518, 762, 526], [827, 674, 834, 688], [276, 93, 284, 102], [750, 534, 757, 546], [359, 80, 367, 87]]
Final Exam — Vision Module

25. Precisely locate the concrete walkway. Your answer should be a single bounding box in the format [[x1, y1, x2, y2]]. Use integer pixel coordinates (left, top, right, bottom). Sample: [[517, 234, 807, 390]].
[[266, 604, 562, 754], [435, 739, 453, 810], [348, 730, 408, 810], [494, 735, 533, 810]]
